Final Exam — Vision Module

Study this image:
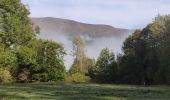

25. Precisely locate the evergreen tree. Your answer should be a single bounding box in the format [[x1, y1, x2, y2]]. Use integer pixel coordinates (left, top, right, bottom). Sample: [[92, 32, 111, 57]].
[[92, 48, 117, 83]]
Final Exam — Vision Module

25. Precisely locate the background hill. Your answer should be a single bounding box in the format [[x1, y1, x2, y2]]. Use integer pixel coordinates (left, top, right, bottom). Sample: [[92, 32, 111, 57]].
[[31, 17, 133, 69]]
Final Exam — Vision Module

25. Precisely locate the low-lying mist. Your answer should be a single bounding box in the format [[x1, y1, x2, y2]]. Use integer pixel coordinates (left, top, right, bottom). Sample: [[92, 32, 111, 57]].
[[38, 32, 132, 70]]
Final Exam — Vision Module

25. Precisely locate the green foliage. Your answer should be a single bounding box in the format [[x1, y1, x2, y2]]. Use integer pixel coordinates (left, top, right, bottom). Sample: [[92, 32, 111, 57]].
[[117, 14, 170, 85], [68, 36, 93, 83], [155, 15, 170, 84], [0, 44, 17, 68], [0, 0, 35, 47], [32, 40, 66, 82], [2, 0, 170, 85], [69, 57, 94, 74], [16, 46, 37, 67], [0, 0, 36, 82], [15, 46, 37, 82], [66, 73, 90, 83], [68, 58, 94, 83], [90, 48, 117, 83], [117, 30, 146, 84], [0, 67, 13, 83], [0, 0, 66, 82], [0, 44, 17, 78]]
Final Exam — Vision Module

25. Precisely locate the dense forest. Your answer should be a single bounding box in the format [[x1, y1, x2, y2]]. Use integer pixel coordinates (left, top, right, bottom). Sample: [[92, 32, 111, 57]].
[[0, 0, 170, 85]]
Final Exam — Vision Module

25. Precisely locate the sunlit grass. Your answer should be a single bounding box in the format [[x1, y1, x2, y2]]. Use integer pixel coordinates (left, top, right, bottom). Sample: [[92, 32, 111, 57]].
[[0, 83, 169, 100]]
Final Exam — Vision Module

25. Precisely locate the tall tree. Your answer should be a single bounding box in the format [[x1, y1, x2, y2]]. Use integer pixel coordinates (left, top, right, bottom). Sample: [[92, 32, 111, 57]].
[[118, 15, 170, 85], [69, 35, 86, 73], [117, 30, 144, 84], [155, 15, 170, 84], [0, 0, 66, 82], [0, 0, 36, 82]]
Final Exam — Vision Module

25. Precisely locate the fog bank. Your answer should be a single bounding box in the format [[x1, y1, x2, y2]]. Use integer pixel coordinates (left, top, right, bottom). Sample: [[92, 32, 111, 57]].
[[38, 31, 132, 70]]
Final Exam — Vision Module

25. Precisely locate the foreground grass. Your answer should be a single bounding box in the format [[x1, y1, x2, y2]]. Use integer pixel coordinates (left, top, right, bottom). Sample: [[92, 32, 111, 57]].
[[0, 83, 170, 100]]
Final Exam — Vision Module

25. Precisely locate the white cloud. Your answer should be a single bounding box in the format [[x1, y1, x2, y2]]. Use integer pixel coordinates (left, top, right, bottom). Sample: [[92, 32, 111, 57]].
[[22, 0, 170, 29]]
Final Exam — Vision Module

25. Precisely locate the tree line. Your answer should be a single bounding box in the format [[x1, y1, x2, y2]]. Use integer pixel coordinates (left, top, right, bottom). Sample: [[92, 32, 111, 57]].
[[87, 15, 170, 85], [1, 0, 170, 85]]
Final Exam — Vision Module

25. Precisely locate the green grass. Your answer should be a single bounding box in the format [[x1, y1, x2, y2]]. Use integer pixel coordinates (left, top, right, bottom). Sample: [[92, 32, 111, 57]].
[[0, 82, 170, 100]]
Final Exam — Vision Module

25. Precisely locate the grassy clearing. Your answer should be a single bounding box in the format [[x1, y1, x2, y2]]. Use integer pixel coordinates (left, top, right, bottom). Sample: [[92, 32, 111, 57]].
[[0, 83, 170, 100]]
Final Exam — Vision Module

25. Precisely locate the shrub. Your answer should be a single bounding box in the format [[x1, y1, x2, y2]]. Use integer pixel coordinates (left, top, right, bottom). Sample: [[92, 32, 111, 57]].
[[0, 68, 13, 84], [66, 73, 90, 83]]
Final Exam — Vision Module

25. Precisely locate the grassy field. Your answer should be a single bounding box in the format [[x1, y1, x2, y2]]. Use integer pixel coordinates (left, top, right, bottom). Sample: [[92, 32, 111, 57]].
[[0, 83, 170, 100]]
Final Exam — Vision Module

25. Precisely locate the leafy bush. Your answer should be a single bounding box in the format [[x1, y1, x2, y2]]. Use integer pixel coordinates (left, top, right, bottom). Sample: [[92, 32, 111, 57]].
[[66, 73, 90, 83], [0, 68, 13, 83]]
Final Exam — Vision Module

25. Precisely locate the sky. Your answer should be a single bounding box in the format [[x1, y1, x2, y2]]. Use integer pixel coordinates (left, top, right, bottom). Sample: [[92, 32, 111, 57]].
[[21, 0, 170, 29]]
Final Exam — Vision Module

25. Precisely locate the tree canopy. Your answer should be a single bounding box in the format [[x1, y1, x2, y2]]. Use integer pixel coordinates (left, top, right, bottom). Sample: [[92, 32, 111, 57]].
[[0, 0, 66, 83]]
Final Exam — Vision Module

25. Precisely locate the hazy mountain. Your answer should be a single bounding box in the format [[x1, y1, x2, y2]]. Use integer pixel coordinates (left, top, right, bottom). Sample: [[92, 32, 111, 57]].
[[31, 17, 133, 69]]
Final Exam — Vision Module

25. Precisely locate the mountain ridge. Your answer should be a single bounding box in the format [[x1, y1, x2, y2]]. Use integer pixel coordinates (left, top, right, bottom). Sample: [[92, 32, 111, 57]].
[[31, 17, 132, 38]]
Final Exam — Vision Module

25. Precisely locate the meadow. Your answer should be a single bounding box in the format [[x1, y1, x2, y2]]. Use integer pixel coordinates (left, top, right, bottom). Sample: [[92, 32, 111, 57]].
[[0, 83, 170, 100]]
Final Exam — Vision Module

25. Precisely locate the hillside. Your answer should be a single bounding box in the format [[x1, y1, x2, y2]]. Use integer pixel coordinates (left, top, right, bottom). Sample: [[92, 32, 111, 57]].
[[31, 17, 133, 68], [31, 17, 131, 38]]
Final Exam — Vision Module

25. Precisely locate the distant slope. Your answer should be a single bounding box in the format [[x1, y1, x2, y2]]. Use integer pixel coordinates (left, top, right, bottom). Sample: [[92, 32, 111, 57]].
[[31, 17, 133, 69], [31, 17, 131, 38]]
